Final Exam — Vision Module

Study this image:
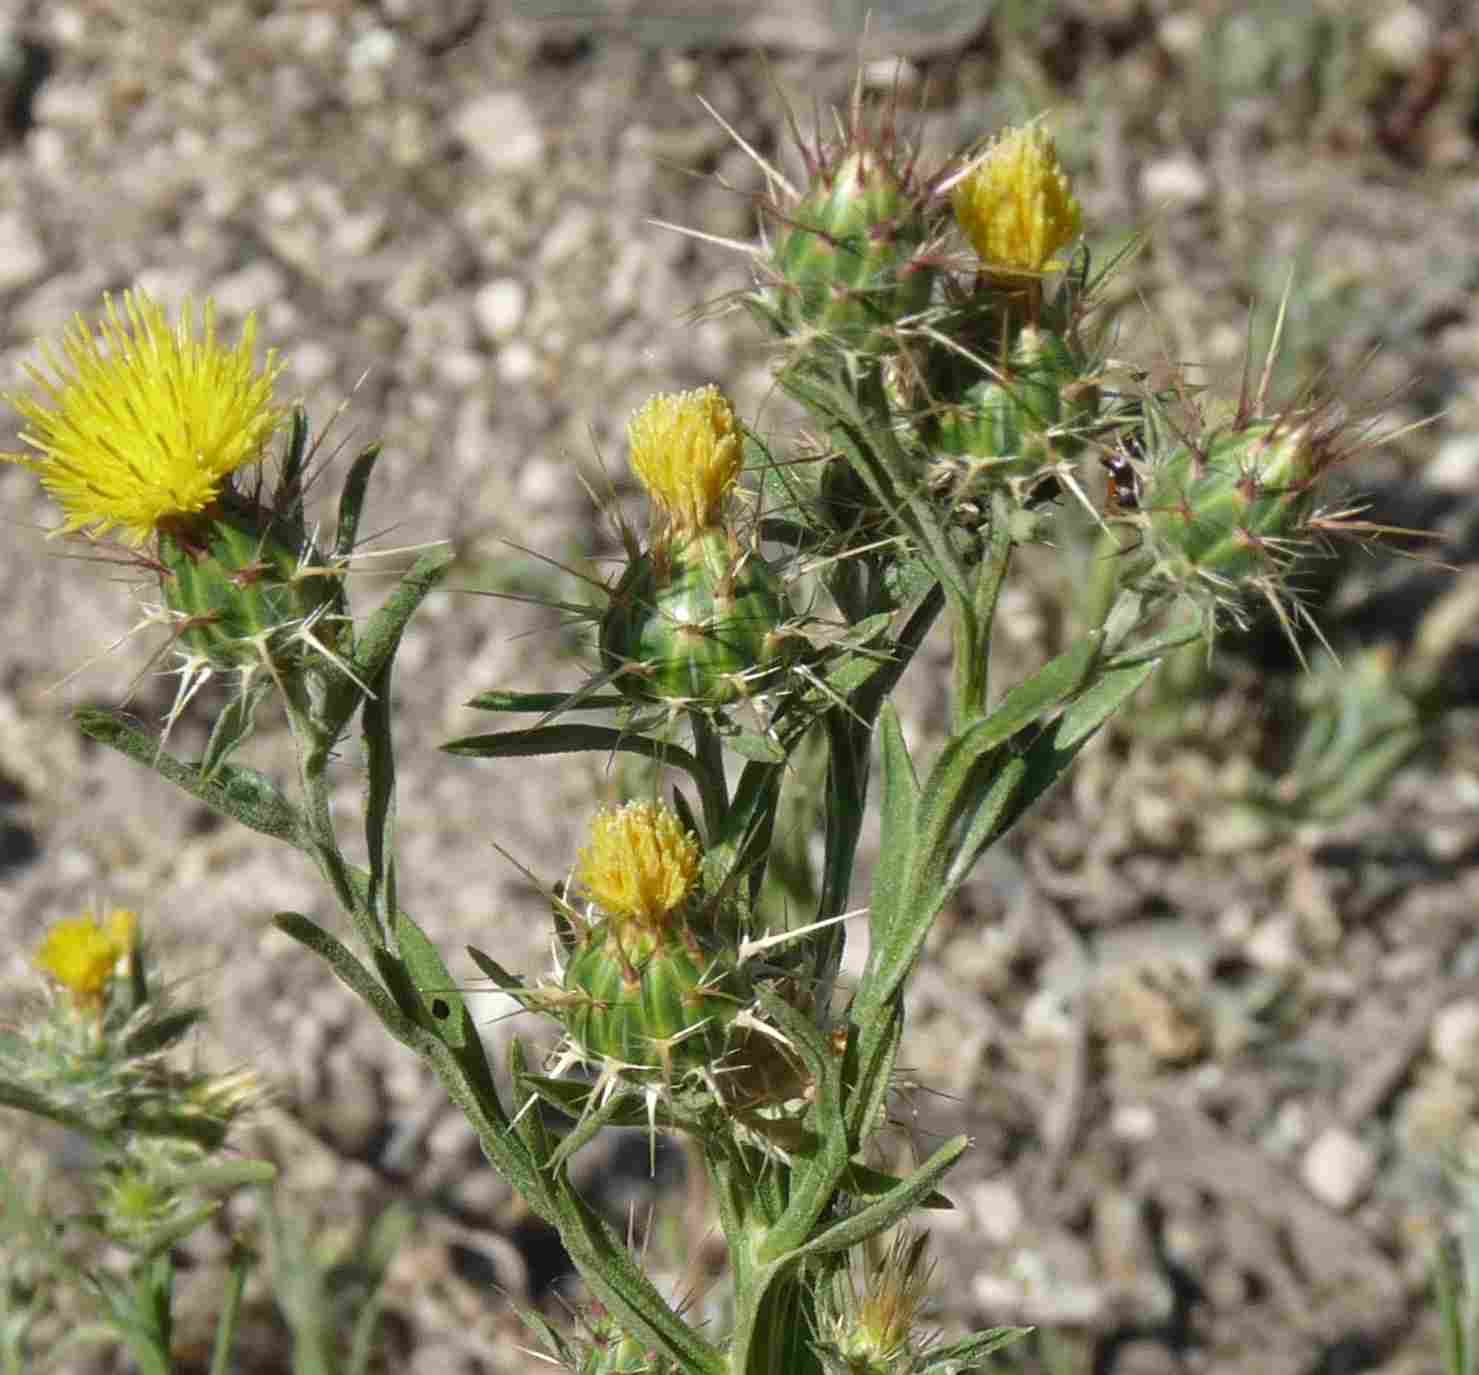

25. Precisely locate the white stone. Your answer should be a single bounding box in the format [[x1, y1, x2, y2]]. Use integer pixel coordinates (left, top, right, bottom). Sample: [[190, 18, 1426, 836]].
[[1110, 1102, 1158, 1143], [452, 91, 545, 175], [496, 340, 538, 384], [1245, 913, 1299, 971], [473, 278, 528, 341], [0, 212, 47, 291], [1427, 435, 1479, 492], [1140, 155, 1212, 211], [1432, 1000, 1479, 1071], [1301, 1126, 1378, 1211], [969, 1178, 1023, 1245], [1368, 5, 1434, 72]]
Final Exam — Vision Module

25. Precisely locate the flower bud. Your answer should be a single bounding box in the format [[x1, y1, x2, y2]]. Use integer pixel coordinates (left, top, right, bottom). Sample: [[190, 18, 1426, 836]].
[[951, 124, 1081, 277], [600, 388, 793, 706], [555, 802, 752, 1082]]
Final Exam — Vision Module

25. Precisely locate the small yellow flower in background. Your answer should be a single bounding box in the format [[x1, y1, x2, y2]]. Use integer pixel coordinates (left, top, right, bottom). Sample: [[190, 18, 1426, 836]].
[[3, 290, 285, 544], [951, 125, 1082, 275], [34, 907, 137, 1004], [577, 801, 700, 927], [627, 385, 743, 534]]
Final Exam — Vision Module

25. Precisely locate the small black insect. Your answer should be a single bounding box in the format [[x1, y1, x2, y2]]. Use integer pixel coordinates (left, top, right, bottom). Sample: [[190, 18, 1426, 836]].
[[1099, 449, 1141, 515]]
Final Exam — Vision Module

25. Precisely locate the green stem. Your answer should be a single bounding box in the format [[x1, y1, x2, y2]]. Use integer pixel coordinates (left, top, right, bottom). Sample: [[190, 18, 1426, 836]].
[[687, 708, 729, 841], [951, 489, 1015, 730]]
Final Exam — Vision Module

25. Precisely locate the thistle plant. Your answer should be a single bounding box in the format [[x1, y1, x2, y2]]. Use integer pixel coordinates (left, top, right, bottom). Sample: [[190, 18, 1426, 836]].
[[0, 908, 271, 1373], [1, 83, 1387, 1375]]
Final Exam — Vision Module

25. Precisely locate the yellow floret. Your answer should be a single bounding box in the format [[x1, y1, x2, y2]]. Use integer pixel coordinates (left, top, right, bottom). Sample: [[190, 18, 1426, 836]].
[[951, 125, 1082, 275], [3, 290, 285, 544], [576, 801, 701, 927], [627, 385, 743, 534], [34, 907, 137, 1004]]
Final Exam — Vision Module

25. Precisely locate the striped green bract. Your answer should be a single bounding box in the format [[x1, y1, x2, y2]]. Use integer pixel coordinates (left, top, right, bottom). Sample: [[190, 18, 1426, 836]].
[[599, 528, 791, 706]]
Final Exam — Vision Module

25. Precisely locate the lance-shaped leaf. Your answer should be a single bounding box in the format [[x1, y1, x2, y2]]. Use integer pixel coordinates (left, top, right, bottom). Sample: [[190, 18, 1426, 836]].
[[76, 711, 304, 847]]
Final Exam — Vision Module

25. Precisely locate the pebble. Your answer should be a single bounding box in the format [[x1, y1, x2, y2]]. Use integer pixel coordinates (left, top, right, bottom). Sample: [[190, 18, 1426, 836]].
[[969, 1177, 1023, 1245], [1301, 1127, 1378, 1211], [473, 278, 529, 341], [0, 211, 47, 291], [1140, 154, 1212, 211], [1367, 5, 1434, 72], [1431, 999, 1479, 1071], [452, 91, 545, 175]]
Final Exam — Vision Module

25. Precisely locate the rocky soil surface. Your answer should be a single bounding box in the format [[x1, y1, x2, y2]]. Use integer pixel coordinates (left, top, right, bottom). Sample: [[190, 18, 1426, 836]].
[[2, 3, 1479, 1372]]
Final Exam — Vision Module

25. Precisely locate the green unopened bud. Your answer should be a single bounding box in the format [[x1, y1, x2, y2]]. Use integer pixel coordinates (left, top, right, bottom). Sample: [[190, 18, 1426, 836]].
[[932, 326, 1098, 482], [1140, 417, 1321, 594]]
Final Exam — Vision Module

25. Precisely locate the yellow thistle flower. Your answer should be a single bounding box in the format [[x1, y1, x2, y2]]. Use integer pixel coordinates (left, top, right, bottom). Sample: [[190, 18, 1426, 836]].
[[951, 125, 1082, 275], [576, 801, 700, 927], [3, 290, 285, 544], [34, 907, 137, 1005], [627, 385, 743, 534]]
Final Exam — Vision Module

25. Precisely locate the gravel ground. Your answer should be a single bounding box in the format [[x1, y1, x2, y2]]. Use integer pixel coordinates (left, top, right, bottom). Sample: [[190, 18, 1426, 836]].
[[2, 4, 1479, 1373]]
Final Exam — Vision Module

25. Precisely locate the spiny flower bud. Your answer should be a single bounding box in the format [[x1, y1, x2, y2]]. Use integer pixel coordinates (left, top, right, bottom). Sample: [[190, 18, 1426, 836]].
[[1140, 415, 1324, 594], [755, 90, 940, 357], [557, 801, 751, 1081], [820, 1232, 936, 1375], [600, 388, 793, 707], [951, 124, 1081, 277]]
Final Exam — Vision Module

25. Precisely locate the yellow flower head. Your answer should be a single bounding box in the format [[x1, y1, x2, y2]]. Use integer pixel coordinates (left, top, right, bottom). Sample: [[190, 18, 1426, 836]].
[[34, 907, 137, 1005], [627, 385, 743, 534], [951, 125, 1082, 275], [576, 801, 701, 927], [3, 291, 285, 544]]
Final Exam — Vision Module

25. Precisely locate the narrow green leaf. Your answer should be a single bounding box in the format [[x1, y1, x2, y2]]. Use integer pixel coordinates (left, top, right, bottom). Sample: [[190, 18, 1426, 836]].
[[466, 945, 531, 995], [272, 912, 420, 1049], [982, 660, 1156, 847], [123, 1008, 206, 1057], [868, 706, 919, 950], [391, 910, 471, 1049], [547, 1088, 640, 1173], [788, 1134, 968, 1263], [75, 711, 304, 847], [348, 546, 454, 697], [756, 990, 849, 1265], [0, 1081, 100, 1141], [554, 1182, 726, 1375], [839, 1159, 952, 1210], [723, 731, 788, 764], [333, 443, 385, 562], [208, 1245, 253, 1375], [923, 1327, 1032, 1371], [362, 655, 398, 940], [508, 1039, 558, 1168], [465, 689, 629, 714], [444, 722, 697, 767], [199, 680, 271, 781]]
